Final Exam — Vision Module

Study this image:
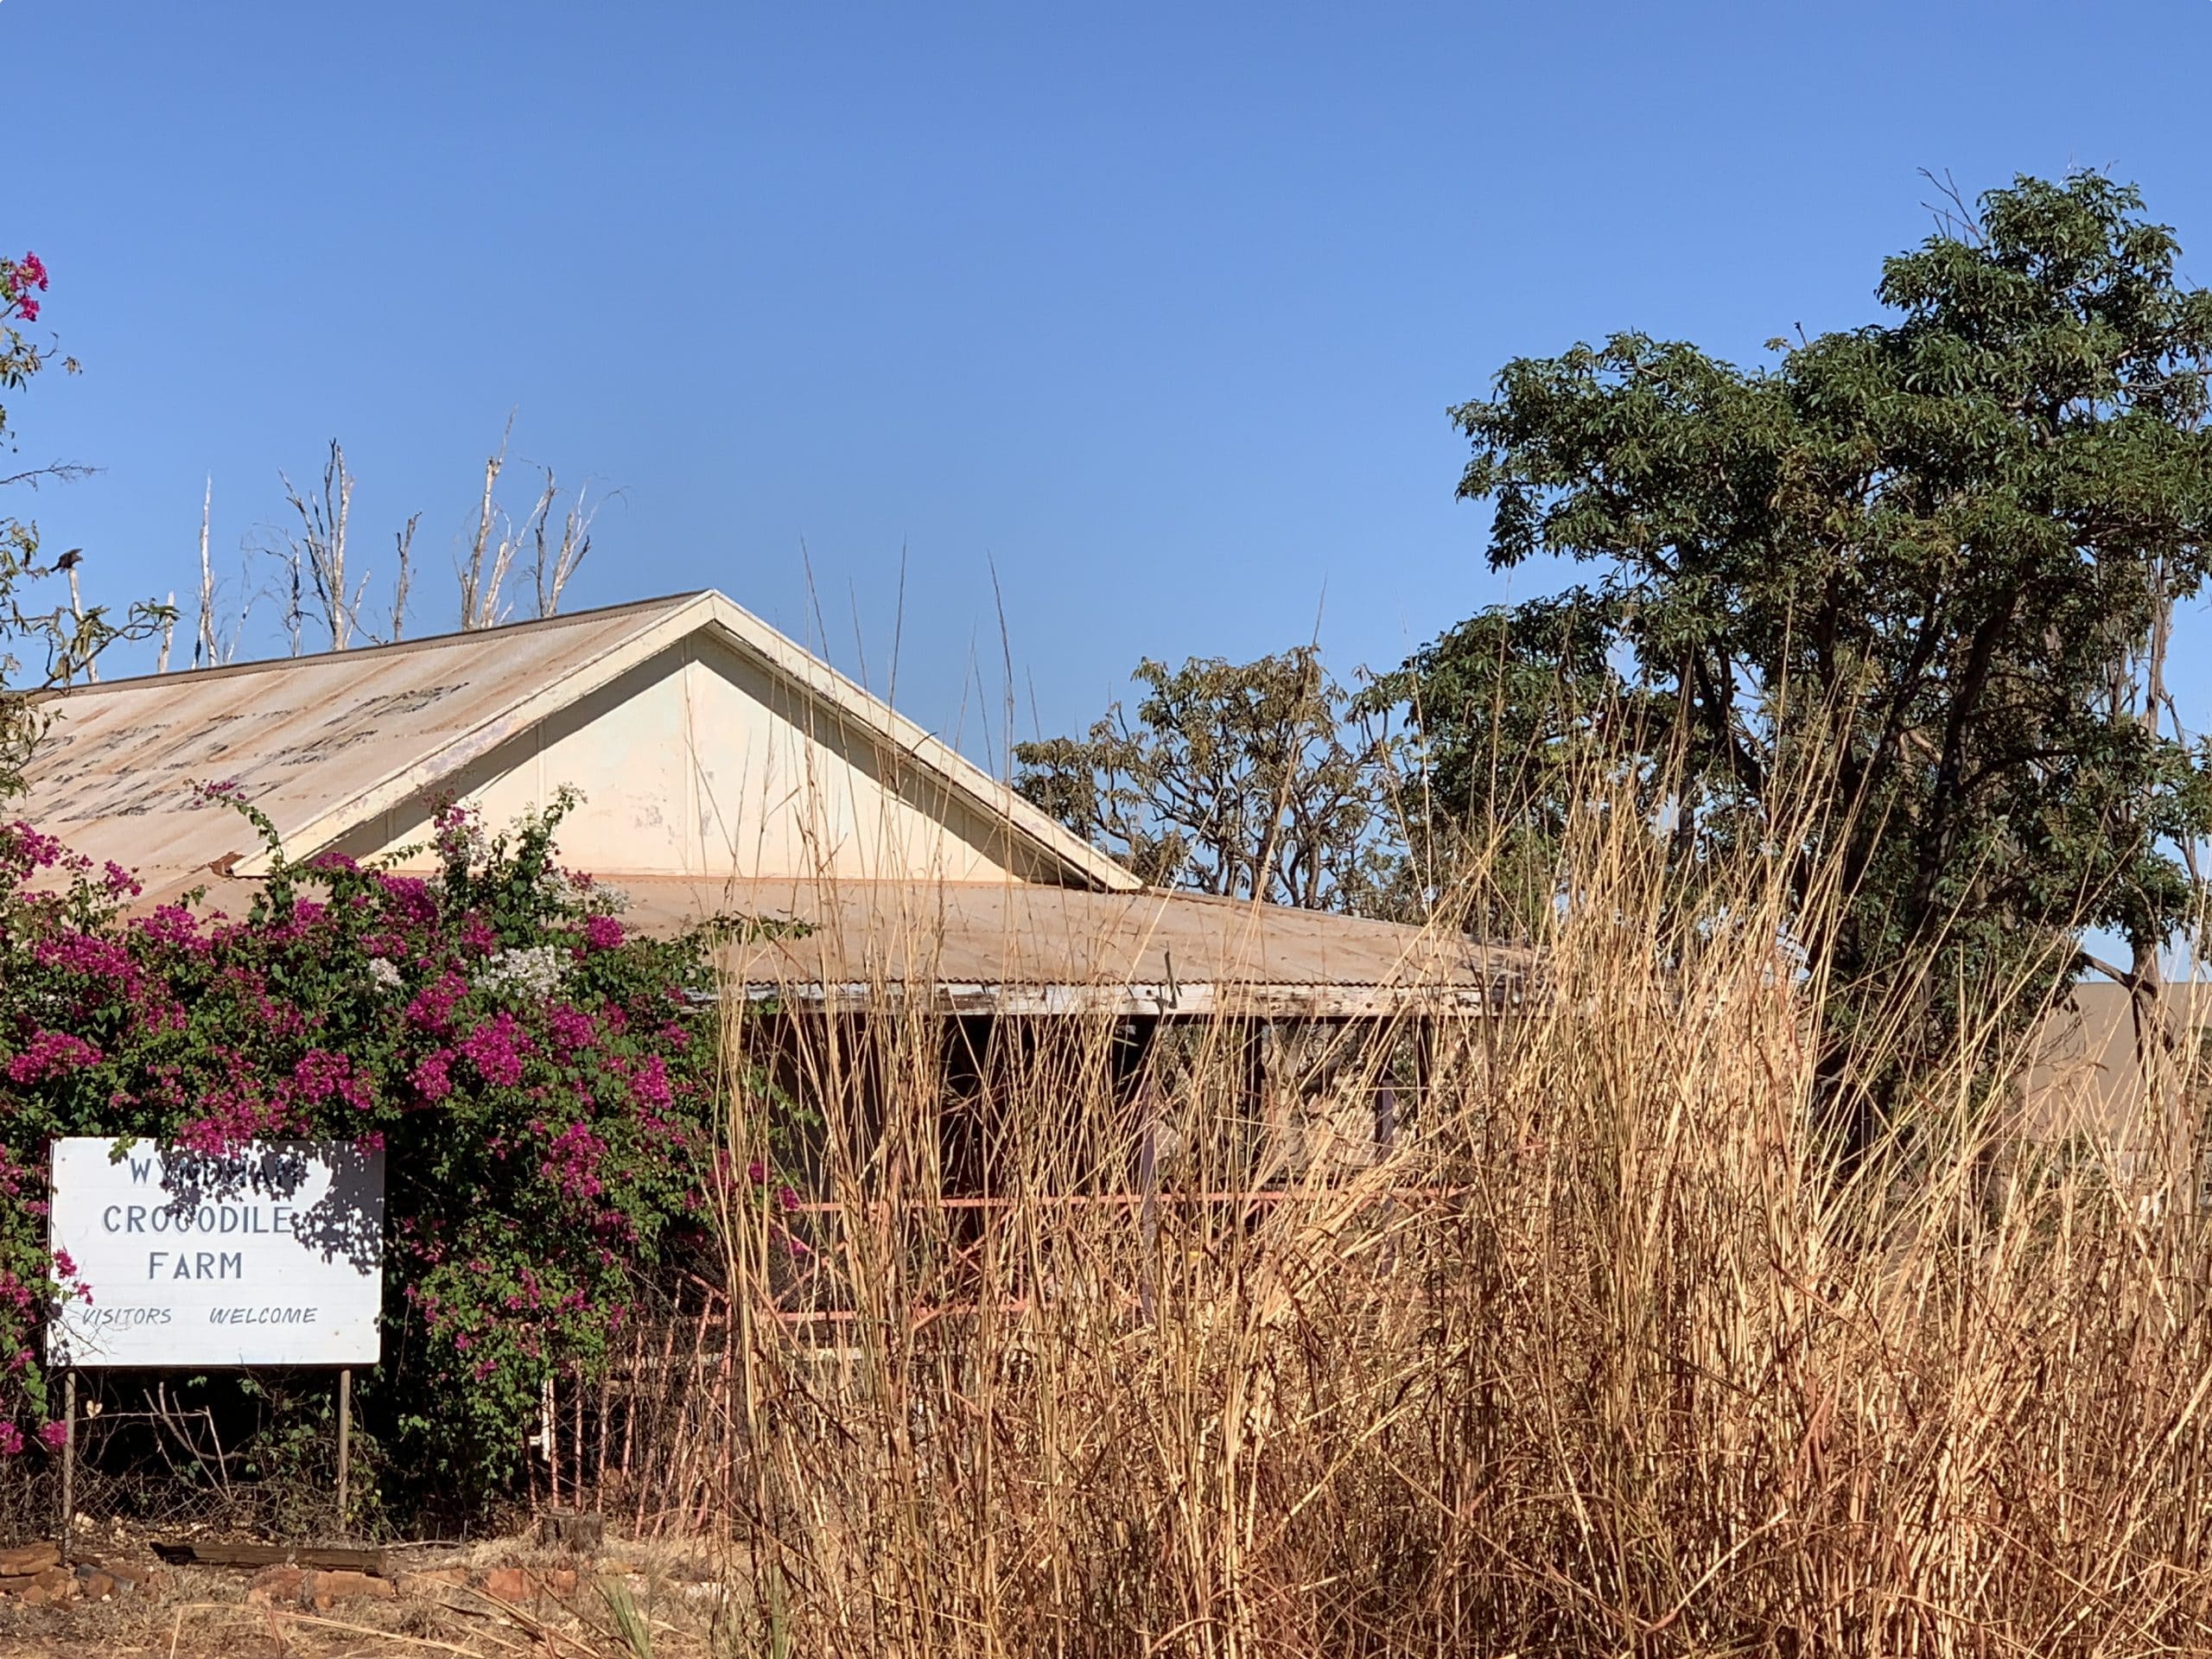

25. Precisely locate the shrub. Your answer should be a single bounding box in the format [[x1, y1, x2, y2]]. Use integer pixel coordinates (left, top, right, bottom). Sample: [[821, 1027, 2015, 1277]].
[[0, 792, 751, 1517]]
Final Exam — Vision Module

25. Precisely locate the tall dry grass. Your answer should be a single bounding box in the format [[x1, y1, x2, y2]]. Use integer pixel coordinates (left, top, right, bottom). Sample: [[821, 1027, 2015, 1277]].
[[698, 797, 2212, 1657]]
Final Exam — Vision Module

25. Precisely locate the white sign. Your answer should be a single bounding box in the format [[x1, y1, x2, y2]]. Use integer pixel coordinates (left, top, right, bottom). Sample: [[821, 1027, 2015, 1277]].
[[48, 1139, 385, 1369]]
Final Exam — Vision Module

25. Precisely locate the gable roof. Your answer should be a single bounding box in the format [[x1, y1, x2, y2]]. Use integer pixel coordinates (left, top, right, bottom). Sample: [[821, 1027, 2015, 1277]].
[[17, 591, 1140, 899]]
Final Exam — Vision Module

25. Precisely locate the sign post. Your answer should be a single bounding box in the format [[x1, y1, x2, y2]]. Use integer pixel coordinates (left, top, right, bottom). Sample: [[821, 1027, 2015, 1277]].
[[48, 1139, 385, 1535], [59, 1371, 74, 1564], [337, 1367, 352, 1525]]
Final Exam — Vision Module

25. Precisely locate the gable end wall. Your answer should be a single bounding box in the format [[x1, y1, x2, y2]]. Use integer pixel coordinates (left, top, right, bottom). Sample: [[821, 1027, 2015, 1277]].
[[324, 635, 1052, 884]]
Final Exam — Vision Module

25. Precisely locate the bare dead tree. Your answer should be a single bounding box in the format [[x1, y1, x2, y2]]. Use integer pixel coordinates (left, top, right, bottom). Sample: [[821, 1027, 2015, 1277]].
[[194, 476, 219, 669], [220, 558, 255, 665], [531, 470, 598, 618], [279, 441, 370, 651], [458, 415, 519, 630], [390, 512, 419, 642], [278, 536, 304, 656], [156, 590, 176, 672], [457, 418, 604, 627], [515, 467, 558, 617], [187, 423, 608, 656]]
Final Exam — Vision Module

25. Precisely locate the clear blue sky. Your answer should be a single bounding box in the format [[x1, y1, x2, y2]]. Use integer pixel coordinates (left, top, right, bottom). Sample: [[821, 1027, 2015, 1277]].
[[9, 0, 2212, 764]]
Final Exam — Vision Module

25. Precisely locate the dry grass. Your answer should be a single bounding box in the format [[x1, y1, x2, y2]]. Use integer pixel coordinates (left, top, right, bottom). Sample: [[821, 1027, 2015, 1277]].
[[688, 799, 2212, 1658]]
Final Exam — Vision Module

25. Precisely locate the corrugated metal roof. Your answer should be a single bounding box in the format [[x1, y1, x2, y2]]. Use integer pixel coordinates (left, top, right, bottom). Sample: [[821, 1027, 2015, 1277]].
[[16, 593, 1137, 899], [21, 600, 677, 894], [667, 877, 1529, 1016]]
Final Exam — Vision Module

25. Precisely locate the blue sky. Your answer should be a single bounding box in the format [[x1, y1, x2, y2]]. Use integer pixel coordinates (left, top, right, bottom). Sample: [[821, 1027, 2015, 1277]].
[[8, 0, 2212, 764]]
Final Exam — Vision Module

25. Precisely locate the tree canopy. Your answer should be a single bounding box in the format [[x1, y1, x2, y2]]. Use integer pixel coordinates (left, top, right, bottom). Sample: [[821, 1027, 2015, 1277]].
[[1015, 647, 1408, 913], [1380, 172, 2212, 1099]]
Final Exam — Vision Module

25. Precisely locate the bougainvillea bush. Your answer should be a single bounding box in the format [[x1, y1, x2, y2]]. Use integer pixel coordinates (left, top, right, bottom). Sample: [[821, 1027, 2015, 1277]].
[[0, 792, 747, 1516]]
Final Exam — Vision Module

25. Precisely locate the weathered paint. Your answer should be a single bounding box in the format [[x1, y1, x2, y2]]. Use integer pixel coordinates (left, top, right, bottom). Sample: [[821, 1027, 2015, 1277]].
[[328, 633, 1044, 884], [48, 1138, 385, 1369]]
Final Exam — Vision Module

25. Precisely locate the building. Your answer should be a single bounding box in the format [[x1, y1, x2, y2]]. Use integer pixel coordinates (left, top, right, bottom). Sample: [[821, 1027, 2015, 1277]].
[[20, 592, 1528, 1179], [21, 590, 1522, 1014], [2016, 981, 2212, 1161], [22, 591, 1124, 902], [37, 589, 2196, 1165]]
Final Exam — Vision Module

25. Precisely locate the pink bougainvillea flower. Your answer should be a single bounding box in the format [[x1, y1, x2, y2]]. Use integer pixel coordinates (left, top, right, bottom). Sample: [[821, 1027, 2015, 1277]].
[[412, 1049, 455, 1103], [375, 873, 438, 925], [134, 904, 209, 952], [541, 1121, 607, 1200], [0, 796, 721, 1492], [630, 1054, 673, 1110], [7, 1029, 103, 1084], [458, 1010, 531, 1087], [544, 1003, 596, 1054], [406, 971, 468, 1034], [294, 1048, 373, 1111], [34, 931, 136, 980], [174, 1077, 311, 1156]]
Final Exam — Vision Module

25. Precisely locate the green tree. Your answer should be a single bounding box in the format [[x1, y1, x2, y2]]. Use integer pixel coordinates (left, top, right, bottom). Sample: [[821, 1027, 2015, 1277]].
[[1383, 173, 2212, 1122], [1357, 591, 1653, 938], [1015, 647, 1408, 913], [1, 250, 169, 793]]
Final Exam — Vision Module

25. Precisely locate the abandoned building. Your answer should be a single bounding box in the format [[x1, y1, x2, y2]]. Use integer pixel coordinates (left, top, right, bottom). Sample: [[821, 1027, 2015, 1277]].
[[17, 591, 1527, 1192]]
